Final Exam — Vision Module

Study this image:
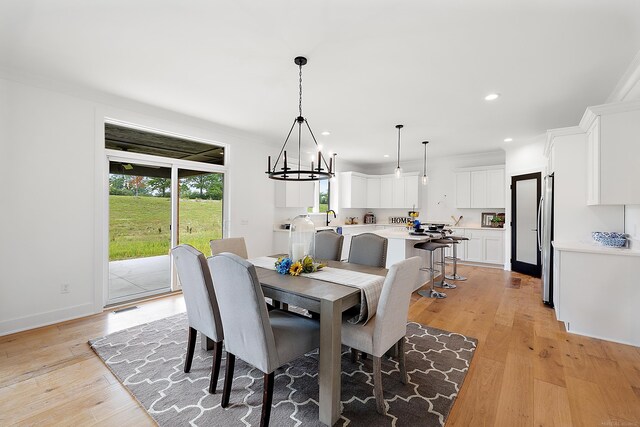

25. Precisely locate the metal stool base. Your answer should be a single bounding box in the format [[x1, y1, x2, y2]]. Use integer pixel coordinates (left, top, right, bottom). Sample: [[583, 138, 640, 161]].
[[418, 289, 447, 299], [435, 281, 457, 289], [445, 274, 467, 281]]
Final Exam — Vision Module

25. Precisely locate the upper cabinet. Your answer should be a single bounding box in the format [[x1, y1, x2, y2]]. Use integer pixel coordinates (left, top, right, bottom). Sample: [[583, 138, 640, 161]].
[[340, 172, 420, 209], [581, 101, 640, 205], [455, 166, 505, 209], [275, 181, 315, 208]]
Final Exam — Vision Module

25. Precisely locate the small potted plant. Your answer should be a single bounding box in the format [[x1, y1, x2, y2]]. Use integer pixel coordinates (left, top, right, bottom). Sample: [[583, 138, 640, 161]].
[[490, 216, 504, 228]]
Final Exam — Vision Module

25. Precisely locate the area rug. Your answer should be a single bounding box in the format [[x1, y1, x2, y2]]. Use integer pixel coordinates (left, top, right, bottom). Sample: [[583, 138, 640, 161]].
[[89, 313, 477, 426]]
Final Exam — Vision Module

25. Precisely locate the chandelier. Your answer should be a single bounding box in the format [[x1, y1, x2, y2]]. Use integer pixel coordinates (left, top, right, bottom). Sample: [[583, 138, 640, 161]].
[[266, 56, 334, 181]]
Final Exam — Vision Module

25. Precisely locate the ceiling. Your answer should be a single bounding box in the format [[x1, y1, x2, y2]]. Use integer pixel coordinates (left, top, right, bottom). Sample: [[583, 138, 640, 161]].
[[2, 0, 640, 166]]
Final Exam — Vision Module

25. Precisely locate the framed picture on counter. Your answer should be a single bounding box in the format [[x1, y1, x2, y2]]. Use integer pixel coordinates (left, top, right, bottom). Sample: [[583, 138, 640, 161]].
[[481, 212, 496, 227]]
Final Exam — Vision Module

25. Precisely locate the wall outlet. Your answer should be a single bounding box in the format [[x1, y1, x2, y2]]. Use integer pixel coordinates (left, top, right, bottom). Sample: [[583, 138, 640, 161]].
[[60, 283, 70, 294]]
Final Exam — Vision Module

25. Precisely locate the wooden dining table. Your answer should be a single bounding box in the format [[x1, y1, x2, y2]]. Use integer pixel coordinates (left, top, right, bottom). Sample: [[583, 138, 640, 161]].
[[254, 259, 387, 427]]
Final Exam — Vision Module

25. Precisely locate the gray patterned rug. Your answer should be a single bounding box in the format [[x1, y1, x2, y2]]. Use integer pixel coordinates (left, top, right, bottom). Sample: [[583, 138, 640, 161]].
[[89, 313, 476, 426]]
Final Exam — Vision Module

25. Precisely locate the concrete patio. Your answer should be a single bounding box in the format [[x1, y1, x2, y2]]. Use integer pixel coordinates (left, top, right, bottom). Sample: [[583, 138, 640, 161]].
[[109, 255, 172, 302]]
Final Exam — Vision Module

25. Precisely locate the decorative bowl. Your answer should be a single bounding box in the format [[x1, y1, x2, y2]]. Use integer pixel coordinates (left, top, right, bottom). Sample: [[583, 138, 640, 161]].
[[592, 232, 627, 247]]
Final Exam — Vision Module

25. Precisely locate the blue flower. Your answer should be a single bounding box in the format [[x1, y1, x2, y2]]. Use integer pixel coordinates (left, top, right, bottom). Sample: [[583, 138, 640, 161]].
[[275, 257, 292, 275]]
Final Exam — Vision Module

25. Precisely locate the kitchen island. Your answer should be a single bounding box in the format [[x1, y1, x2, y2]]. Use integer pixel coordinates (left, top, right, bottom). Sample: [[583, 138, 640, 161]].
[[553, 241, 640, 347]]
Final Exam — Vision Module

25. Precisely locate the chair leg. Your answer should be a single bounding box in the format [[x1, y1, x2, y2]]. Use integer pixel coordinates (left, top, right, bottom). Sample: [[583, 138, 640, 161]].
[[221, 352, 235, 408], [361, 352, 368, 360], [260, 372, 275, 427], [350, 348, 358, 363], [398, 337, 408, 385], [372, 356, 386, 415], [184, 327, 197, 373], [209, 340, 223, 394]]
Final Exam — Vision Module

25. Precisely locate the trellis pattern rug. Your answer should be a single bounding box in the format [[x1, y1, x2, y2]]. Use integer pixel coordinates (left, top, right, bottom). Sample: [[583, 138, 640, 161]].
[[89, 313, 477, 426]]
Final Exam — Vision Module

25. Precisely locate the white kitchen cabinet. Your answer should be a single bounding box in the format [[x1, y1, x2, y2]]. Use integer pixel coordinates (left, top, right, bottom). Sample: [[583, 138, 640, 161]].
[[404, 175, 419, 209], [470, 171, 487, 208], [275, 181, 314, 208], [339, 172, 367, 208], [455, 166, 505, 209], [392, 177, 404, 208], [366, 178, 381, 208], [486, 168, 505, 208], [554, 244, 640, 346], [455, 172, 471, 208], [380, 177, 394, 207], [464, 229, 504, 265], [581, 101, 640, 205], [340, 172, 419, 209]]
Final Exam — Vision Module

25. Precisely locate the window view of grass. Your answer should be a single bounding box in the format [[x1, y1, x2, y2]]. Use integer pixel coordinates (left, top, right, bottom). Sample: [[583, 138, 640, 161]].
[[109, 171, 223, 261]]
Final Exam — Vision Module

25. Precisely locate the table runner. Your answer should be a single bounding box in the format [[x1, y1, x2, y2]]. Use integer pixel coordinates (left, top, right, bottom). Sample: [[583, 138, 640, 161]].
[[249, 256, 384, 324]]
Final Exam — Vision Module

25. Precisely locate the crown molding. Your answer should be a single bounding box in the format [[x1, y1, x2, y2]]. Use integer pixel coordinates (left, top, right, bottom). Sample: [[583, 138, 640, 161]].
[[544, 126, 583, 157], [579, 99, 640, 131], [607, 48, 640, 103]]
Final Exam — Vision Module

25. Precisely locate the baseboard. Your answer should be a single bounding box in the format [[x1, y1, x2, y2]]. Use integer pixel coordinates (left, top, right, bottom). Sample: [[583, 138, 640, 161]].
[[0, 303, 98, 337], [566, 324, 639, 348]]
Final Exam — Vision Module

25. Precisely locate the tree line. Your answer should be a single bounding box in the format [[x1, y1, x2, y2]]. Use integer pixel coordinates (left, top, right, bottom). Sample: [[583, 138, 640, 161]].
[[109, 174, 223, 200]]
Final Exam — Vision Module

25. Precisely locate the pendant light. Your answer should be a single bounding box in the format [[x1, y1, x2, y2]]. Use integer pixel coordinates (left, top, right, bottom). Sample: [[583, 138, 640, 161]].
[[421, 141, 429, 185], [394, 124, 403, 178], [266, 56, 334, 181]]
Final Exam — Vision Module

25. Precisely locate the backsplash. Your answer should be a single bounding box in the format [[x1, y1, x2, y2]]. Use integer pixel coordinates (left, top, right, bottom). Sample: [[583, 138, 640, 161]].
[[625, 205, 640, 248]]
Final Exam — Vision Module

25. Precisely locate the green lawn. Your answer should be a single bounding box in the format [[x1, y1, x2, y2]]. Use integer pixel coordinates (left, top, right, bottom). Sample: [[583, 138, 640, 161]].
[[109, 195, 222, 261]]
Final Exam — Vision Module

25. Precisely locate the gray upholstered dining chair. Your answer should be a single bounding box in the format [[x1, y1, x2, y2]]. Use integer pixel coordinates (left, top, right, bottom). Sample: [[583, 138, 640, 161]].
[[348, 232, 388, 268], [315, 230, 344, 261], [341, 256, 421, 415], [171, 244, 224, 394], [208, 253, 321, 427], [210, 237, 248, 258]]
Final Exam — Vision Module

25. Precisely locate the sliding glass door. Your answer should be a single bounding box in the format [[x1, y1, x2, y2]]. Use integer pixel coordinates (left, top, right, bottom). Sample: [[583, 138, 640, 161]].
[[108, 160, 172, 304]]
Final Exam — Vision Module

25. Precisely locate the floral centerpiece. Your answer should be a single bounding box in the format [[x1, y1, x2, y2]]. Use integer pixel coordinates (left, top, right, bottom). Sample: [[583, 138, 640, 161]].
[[275, 255, 326, 276]]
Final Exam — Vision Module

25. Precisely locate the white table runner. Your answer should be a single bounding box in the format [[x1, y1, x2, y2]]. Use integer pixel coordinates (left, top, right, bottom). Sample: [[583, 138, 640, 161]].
[[249, 256, 384, 324]]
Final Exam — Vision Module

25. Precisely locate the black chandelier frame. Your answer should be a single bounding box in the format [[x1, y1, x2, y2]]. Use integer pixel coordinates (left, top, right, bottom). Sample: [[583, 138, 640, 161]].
[[266, 56, 334, 181]]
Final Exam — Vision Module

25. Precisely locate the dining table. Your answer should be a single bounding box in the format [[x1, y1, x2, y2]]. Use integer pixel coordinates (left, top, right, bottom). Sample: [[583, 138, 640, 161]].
[[254, 258, 388, 427]]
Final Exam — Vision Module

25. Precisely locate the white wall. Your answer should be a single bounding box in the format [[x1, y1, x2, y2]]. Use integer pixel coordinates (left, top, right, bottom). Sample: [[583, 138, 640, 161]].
[[503, 136, 548, 268], [625, 205, 640, 248], [0, 77, 277, 335]]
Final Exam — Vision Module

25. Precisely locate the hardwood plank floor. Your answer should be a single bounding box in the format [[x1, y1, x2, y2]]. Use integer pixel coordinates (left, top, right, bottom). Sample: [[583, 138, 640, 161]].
[[1, 266, 639, 426]]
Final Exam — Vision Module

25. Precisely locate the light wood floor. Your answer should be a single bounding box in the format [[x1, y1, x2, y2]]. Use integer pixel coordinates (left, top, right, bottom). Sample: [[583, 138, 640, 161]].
[[1, 266, 639, 426]]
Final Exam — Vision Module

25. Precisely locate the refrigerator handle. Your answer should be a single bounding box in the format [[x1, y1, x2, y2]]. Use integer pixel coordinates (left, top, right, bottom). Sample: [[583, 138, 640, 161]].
[[537, 195, 544, 251]]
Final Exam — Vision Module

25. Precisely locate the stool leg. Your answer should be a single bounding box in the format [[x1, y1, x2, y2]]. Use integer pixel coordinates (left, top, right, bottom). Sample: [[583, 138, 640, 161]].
[[445, 243, 467, 281], [435, 247, 456, 289], [418, 250, 446, 299]]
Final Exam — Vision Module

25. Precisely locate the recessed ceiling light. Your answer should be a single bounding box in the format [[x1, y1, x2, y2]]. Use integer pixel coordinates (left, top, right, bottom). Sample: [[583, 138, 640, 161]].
[[485, 93, 500, 101], [383, 154, 390, 158], [504, 137, 513, 142], [321, 131, 331, 136]]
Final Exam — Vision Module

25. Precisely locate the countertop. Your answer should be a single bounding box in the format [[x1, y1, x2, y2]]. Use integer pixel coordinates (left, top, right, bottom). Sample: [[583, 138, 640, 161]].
[[274, 223, 505, 232], [553, 241, 640, 257]]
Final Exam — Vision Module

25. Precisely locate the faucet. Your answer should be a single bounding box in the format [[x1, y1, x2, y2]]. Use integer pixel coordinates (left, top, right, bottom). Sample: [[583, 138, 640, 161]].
[[326, 210, 336, 227]]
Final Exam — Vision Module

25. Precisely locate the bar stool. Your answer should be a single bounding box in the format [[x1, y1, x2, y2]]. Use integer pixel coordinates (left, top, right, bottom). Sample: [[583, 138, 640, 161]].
[[445, 236, 469, 281], [414, 241, 450, 299], [431, 239, 457, 289]]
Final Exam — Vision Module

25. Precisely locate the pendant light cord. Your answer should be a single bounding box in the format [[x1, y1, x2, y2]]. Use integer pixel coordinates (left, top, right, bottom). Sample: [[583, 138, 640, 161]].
[[423, 142, 427, 175]]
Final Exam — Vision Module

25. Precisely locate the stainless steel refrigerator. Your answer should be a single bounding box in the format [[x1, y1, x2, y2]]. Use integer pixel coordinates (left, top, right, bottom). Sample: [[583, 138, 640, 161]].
[[539, 173, 554, 307]]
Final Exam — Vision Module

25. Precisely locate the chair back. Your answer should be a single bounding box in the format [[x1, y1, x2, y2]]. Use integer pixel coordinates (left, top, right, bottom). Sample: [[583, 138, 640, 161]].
[[315, 230, 344, 261], [210, 237, 248, 258], [171, 244, 223, 342], [348, 233, 388, 268], [373, 256, 421, 355], [208, 253, 278, 374]]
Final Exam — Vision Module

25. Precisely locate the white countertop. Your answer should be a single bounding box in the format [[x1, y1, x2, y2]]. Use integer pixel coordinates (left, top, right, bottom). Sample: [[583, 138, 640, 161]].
[[553, 241, 640, 257]]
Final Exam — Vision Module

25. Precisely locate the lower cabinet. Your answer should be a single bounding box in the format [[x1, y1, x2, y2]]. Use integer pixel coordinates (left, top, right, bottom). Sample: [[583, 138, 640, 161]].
[[452, 228, 504, 265]]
